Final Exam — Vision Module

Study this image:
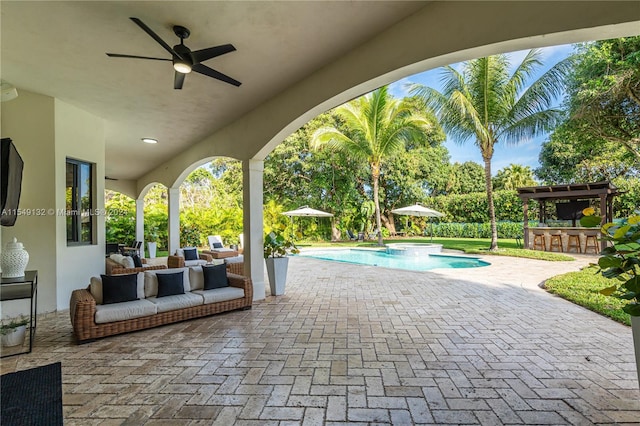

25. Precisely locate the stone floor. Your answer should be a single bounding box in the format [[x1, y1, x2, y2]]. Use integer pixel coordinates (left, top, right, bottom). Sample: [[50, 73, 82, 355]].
[[1, 254, 639, 425]]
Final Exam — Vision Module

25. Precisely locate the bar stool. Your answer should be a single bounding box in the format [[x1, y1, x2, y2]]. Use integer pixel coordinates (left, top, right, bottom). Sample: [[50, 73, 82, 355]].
[[566, 230, 582, 253], [532, 229, 546, 251], [584, 230, 599, 254], [548, 230, 563, 252]]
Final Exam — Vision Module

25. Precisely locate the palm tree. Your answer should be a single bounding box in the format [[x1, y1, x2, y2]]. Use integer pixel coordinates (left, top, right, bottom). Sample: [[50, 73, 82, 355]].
[[310, 86, 433, 246], [493, 163, 537, 190], [410, 50, 569, 250]]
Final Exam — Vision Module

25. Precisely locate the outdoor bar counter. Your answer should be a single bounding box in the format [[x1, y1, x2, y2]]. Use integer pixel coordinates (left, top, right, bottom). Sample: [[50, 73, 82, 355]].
[[517, 182, 618, 253], [527, 226, 600, 253]]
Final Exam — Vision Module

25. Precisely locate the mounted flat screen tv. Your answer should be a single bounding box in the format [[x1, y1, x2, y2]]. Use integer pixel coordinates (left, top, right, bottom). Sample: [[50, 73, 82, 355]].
[[1, 138, 24, 226], [556, 200, 590, 221]]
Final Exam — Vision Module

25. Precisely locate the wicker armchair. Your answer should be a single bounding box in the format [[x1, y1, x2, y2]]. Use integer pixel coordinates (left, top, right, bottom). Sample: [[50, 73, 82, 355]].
[[167, 252, 213, 268], [226, 262, 244, 276], [105, 257, 166, 275]]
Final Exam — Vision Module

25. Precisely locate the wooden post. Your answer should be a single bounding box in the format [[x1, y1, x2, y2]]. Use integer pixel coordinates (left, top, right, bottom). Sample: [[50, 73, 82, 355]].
[[600, 194, 607, 252], [523, 198, 529, 249]]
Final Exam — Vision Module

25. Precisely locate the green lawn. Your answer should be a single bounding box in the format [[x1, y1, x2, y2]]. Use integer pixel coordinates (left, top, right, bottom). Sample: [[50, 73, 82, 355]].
[[544, 266, 630, 325]]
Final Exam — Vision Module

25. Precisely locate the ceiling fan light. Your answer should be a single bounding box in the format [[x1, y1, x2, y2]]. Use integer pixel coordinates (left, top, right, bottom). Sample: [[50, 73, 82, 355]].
[[142, 138, 158, 144], [173, 61, 192, 74]]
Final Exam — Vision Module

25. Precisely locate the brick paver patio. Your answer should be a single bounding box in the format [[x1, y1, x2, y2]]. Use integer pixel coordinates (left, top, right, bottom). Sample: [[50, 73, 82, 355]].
[[1, 254, 639, 425]]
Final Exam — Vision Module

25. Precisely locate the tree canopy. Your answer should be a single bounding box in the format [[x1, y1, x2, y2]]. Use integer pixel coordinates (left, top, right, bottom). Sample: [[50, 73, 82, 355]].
[[564, 36, 640, 161], [410, 49, 570, 250]]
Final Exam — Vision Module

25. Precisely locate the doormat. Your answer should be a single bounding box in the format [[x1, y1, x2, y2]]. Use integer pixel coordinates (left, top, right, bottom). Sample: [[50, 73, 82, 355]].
[[1, 362, 63, 425]]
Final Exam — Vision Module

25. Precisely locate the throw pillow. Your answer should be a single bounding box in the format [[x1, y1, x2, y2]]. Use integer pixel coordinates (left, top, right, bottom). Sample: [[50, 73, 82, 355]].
[[156, 272, 185, 297], [184, 248, 198, 261], [121, 256, 135, 269], [100, 274, 139, 304], [213, 242, 223, 249], [203, 263, 229, 290], [132, 254, 143, 268]]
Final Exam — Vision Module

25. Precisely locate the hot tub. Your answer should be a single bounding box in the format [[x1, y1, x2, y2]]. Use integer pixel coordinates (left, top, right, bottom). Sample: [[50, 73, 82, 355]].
[[385, 243, 443, 256]]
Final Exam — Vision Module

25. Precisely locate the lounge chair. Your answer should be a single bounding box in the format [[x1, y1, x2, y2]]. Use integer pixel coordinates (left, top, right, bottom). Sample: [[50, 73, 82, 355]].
[[346, 230, 357, 241], [203, 235, 240, 259]]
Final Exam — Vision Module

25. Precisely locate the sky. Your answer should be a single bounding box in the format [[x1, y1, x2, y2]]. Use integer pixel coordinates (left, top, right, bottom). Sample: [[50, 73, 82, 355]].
[[388, 43, 575, 175]]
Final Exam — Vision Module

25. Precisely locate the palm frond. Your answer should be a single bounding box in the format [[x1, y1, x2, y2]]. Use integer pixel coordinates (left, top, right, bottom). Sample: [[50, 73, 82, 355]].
[[499, 109, 565, 144], [505, 49, 543, 99], [508, 55, 572, 125], [407, 84, 447, 114], [310, 127, 369, 160]]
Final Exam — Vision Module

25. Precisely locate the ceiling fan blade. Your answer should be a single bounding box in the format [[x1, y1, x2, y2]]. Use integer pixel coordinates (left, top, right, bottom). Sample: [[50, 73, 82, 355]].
[[174, 72, 186, 90], [191, 44, 236, 63], [106, 53, 171, 61], [129, 17, 182, 59], [192, 63, 241, 87]]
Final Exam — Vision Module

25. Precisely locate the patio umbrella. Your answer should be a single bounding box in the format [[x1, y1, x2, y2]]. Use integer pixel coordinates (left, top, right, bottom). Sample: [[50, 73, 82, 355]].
[[391, 203, 443, 241], [282, 206, 333, 241]]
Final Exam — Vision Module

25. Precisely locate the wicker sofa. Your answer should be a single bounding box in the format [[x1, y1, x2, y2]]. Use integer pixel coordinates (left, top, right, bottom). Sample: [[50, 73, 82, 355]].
[[70, 266, 253, 343]]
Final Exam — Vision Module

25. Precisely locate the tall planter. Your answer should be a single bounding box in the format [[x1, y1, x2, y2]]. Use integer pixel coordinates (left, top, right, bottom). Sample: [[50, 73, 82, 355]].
[[147, 242, 157, 259], [632, 316, 640, 387], [265, 257, 289, 296]]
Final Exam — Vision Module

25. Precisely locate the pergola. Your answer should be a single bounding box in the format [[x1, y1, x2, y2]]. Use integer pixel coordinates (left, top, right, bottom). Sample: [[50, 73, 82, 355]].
[[517, 181, 619, 251]]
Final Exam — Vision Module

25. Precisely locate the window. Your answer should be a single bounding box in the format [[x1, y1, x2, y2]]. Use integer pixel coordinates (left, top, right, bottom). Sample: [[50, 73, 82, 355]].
[[66, 158, 94, 245]]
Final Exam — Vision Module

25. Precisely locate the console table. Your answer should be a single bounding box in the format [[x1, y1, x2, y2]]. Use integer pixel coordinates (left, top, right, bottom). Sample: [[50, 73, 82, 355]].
[[1, 270, 38, 358]]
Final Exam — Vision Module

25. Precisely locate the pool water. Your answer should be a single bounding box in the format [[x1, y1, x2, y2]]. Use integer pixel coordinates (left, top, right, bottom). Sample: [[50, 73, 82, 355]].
[[298, 249, 490, 271]]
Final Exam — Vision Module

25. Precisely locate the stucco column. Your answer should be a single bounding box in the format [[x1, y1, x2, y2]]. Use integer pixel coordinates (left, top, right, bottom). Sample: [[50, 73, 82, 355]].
[[168, 187, 180, 255], [135, 198, 145, 257], [243, 159, 265, 301]]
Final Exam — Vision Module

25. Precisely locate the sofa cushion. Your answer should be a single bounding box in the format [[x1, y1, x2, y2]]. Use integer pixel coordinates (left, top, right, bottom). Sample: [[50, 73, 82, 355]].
[[91, 273, 144, 305], [95, 299, 158, 324], [184, 259, 207, 267], [189, 266, 205, 291], [156, 272, 185, 297], [183, 247, 198, 261], [224, 255, 244, 264], [193, 286, 245, 305], [144, 268, 189, 298], [203, 263, 228, 290], [101, 274, 139, 304], [147, 292, 203, 313]]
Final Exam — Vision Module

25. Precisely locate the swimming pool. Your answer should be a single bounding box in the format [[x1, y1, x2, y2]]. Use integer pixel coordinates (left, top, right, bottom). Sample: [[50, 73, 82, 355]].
[[298, 249, 490, 271]]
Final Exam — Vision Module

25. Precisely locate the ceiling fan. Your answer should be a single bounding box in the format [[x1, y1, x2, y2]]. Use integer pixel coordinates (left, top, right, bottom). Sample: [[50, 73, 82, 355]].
[[106, 17, 241, 89]]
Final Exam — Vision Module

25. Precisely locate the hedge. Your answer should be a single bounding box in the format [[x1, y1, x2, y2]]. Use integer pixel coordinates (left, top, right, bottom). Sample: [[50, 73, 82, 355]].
[[429, 221, 532, 239]]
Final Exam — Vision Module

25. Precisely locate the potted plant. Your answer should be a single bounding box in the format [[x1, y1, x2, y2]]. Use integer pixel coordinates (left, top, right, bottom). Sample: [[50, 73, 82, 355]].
[[581, 209, 640, 386], [1, 314, 29, 347], [263, 231, 299, 296]]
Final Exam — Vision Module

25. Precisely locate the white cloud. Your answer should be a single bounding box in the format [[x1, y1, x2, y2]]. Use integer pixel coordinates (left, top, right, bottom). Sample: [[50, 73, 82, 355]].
[[388, 77, 411, 98]]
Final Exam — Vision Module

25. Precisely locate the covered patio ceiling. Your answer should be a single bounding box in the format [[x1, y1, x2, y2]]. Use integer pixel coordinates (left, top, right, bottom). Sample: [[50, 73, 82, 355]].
[[2, 1, 640, 196], [1, 1, 424, 181]]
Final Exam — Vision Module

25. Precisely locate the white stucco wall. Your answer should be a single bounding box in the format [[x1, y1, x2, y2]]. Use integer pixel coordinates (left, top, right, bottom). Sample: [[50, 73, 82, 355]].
[[54, 99, 105, 310], [1, 91, 57, 315], [1, 90, 105, 314]]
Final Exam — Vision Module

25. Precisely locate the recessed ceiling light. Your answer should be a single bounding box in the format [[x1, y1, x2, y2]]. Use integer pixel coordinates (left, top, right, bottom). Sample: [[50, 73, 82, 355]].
[[142, 138, 158, 144]]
